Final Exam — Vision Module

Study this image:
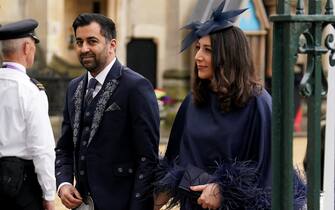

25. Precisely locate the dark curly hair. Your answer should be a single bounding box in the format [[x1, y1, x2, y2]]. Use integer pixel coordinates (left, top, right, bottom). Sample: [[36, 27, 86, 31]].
[[192, 26, 261, 112]]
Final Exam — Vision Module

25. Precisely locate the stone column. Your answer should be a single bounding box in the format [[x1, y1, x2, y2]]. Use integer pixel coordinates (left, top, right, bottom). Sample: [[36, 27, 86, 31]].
[[165, 0, 182, 71], [106, 0, 117, 22], [45, 0, 66, 63], [25, 0, 48, 65], [114, 0, 128, 64], [0, 0, 25, 22], [163, 0, 196, 101], [0, 0, 25, 63], [263, 0, 276, 79]]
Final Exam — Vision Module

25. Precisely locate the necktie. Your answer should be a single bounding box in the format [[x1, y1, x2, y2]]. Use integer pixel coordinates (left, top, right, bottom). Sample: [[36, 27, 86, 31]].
[[85, 78, 98, 108]]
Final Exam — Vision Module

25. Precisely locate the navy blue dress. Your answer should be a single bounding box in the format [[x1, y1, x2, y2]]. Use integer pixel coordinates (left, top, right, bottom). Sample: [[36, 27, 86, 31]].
[[157, 89, 307, 209], [160, 89, 272, 209]]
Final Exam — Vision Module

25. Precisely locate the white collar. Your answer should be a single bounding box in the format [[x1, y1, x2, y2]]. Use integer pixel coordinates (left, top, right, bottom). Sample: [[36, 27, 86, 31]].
[[2, 62, 26, 74], [87, 57, 116, 86]]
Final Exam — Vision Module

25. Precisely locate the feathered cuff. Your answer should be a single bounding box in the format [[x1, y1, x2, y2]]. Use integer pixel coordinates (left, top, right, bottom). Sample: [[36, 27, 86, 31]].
[[153, 158, 184, 209], [211, 160, 271, 210], [212, 161, 306, 210], [154, 157, 185, 195], [154, 159, 306, 210], [293, 170, 307, 210]]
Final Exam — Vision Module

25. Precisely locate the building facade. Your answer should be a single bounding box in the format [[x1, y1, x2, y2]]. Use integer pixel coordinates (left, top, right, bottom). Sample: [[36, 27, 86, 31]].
[[0, 0, 271, 113]]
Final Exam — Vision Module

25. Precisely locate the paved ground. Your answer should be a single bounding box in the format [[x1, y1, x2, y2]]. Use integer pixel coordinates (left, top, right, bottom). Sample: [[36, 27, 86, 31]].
[[55, 137, 307, 210]]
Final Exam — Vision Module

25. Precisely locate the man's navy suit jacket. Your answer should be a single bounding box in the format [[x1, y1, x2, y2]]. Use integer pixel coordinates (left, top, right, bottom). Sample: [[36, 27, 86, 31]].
[[55, 59, 160, 210]]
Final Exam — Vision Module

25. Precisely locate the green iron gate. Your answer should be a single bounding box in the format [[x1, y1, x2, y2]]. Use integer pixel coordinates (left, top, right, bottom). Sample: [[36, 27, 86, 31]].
[[271, 0, 335, 209]]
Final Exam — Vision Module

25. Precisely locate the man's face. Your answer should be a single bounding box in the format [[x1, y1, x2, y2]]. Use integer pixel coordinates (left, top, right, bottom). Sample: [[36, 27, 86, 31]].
[[75, 22, 116, 75]]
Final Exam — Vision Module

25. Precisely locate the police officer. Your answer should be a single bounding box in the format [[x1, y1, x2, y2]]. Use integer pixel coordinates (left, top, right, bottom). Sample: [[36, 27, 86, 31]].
[[0, 19, 56, 210]]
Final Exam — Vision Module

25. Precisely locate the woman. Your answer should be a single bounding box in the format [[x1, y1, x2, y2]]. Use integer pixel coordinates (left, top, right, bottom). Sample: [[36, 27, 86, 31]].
[[154, 2, 305, 210]]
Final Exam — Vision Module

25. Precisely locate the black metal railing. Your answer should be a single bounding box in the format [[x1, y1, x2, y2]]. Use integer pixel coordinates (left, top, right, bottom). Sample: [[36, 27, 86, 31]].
[[271, 0, 335, 209]]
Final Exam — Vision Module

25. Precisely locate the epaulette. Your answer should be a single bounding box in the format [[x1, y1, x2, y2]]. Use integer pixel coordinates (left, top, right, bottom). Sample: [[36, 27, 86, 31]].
[[30, 78, 45, 91]]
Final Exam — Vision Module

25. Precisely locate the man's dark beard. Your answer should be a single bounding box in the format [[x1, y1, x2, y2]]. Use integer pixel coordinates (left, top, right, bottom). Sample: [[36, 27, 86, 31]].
[[80, 54, 98, 72]]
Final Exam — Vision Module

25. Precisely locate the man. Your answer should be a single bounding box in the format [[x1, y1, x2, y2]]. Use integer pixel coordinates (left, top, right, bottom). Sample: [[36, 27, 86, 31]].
[[0, 19, 56, 210], [55, 13, 160, 210]]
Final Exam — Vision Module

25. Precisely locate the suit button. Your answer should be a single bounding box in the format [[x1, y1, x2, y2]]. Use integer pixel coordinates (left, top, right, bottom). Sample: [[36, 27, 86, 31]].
[[84, 127, 90, 132], [82, 141, 87, 146], [141, 157, 146, 162], [79, 170, 85, 175], [56, 172, 61, 176], [80, 156, 85, 160], [85, 112, 90, 117], [138, 174, 144, 179], [118, 167, 123, 173], [128, 168, 133, 173], [135, 193, 141, 198]]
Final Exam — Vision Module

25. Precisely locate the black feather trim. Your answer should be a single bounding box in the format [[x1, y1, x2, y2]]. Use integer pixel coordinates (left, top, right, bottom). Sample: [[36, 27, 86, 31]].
[[153, 158, 184, 209], [154, 159, 306, 210], [293, 170, 307, 210], [211, 160, 270, 209]]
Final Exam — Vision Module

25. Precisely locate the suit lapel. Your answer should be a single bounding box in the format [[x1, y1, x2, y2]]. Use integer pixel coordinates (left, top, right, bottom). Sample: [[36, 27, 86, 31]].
[[72, 76, 87, 148], [87, 59, 123, 146]]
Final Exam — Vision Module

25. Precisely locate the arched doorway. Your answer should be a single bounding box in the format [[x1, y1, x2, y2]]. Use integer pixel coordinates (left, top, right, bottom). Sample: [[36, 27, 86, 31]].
[[126, 38, 157, 87]]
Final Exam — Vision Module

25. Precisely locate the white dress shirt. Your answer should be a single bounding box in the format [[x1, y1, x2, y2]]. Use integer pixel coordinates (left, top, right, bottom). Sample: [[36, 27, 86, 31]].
[[87, 57, 116, 97], [0, 62, 56, 201]]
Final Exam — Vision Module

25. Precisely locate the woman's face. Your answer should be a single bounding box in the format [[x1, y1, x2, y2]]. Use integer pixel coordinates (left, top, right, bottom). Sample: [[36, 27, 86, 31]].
[[195, 35, 214, 80]]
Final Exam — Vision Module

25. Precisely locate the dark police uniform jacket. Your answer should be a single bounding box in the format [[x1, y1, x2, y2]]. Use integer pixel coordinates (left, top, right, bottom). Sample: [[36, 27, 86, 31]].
[[55, 59, 160, 210]]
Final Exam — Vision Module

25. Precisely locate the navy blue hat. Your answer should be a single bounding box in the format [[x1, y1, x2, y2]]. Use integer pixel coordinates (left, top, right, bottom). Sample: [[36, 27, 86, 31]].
[[180, 0, 247, 52], [0, 19, 39, 43]]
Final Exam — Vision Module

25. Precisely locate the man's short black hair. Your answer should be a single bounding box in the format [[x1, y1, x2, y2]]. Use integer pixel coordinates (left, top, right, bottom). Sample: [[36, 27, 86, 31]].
[[72, 13, 116, 40]]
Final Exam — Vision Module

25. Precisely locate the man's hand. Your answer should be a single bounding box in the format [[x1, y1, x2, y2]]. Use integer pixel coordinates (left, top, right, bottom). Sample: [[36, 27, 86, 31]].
[[58, 184, 83, 209], [42, 200, 55, 210], [191, 183, 222, 210]]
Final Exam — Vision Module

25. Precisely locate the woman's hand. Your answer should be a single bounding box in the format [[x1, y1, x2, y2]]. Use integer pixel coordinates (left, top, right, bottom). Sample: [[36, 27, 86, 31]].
[[191, 183, 222, 210], [153, 192, 171, 210]]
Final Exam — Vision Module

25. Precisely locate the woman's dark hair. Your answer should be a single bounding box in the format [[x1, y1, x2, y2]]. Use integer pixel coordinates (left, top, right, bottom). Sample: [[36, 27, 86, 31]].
[[192, 26, 261, 112], [72, 13, 116, 41]]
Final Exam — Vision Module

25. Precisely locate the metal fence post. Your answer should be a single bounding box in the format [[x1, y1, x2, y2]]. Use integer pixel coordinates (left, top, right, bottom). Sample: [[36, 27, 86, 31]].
[[271, 0, 335, 209]]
